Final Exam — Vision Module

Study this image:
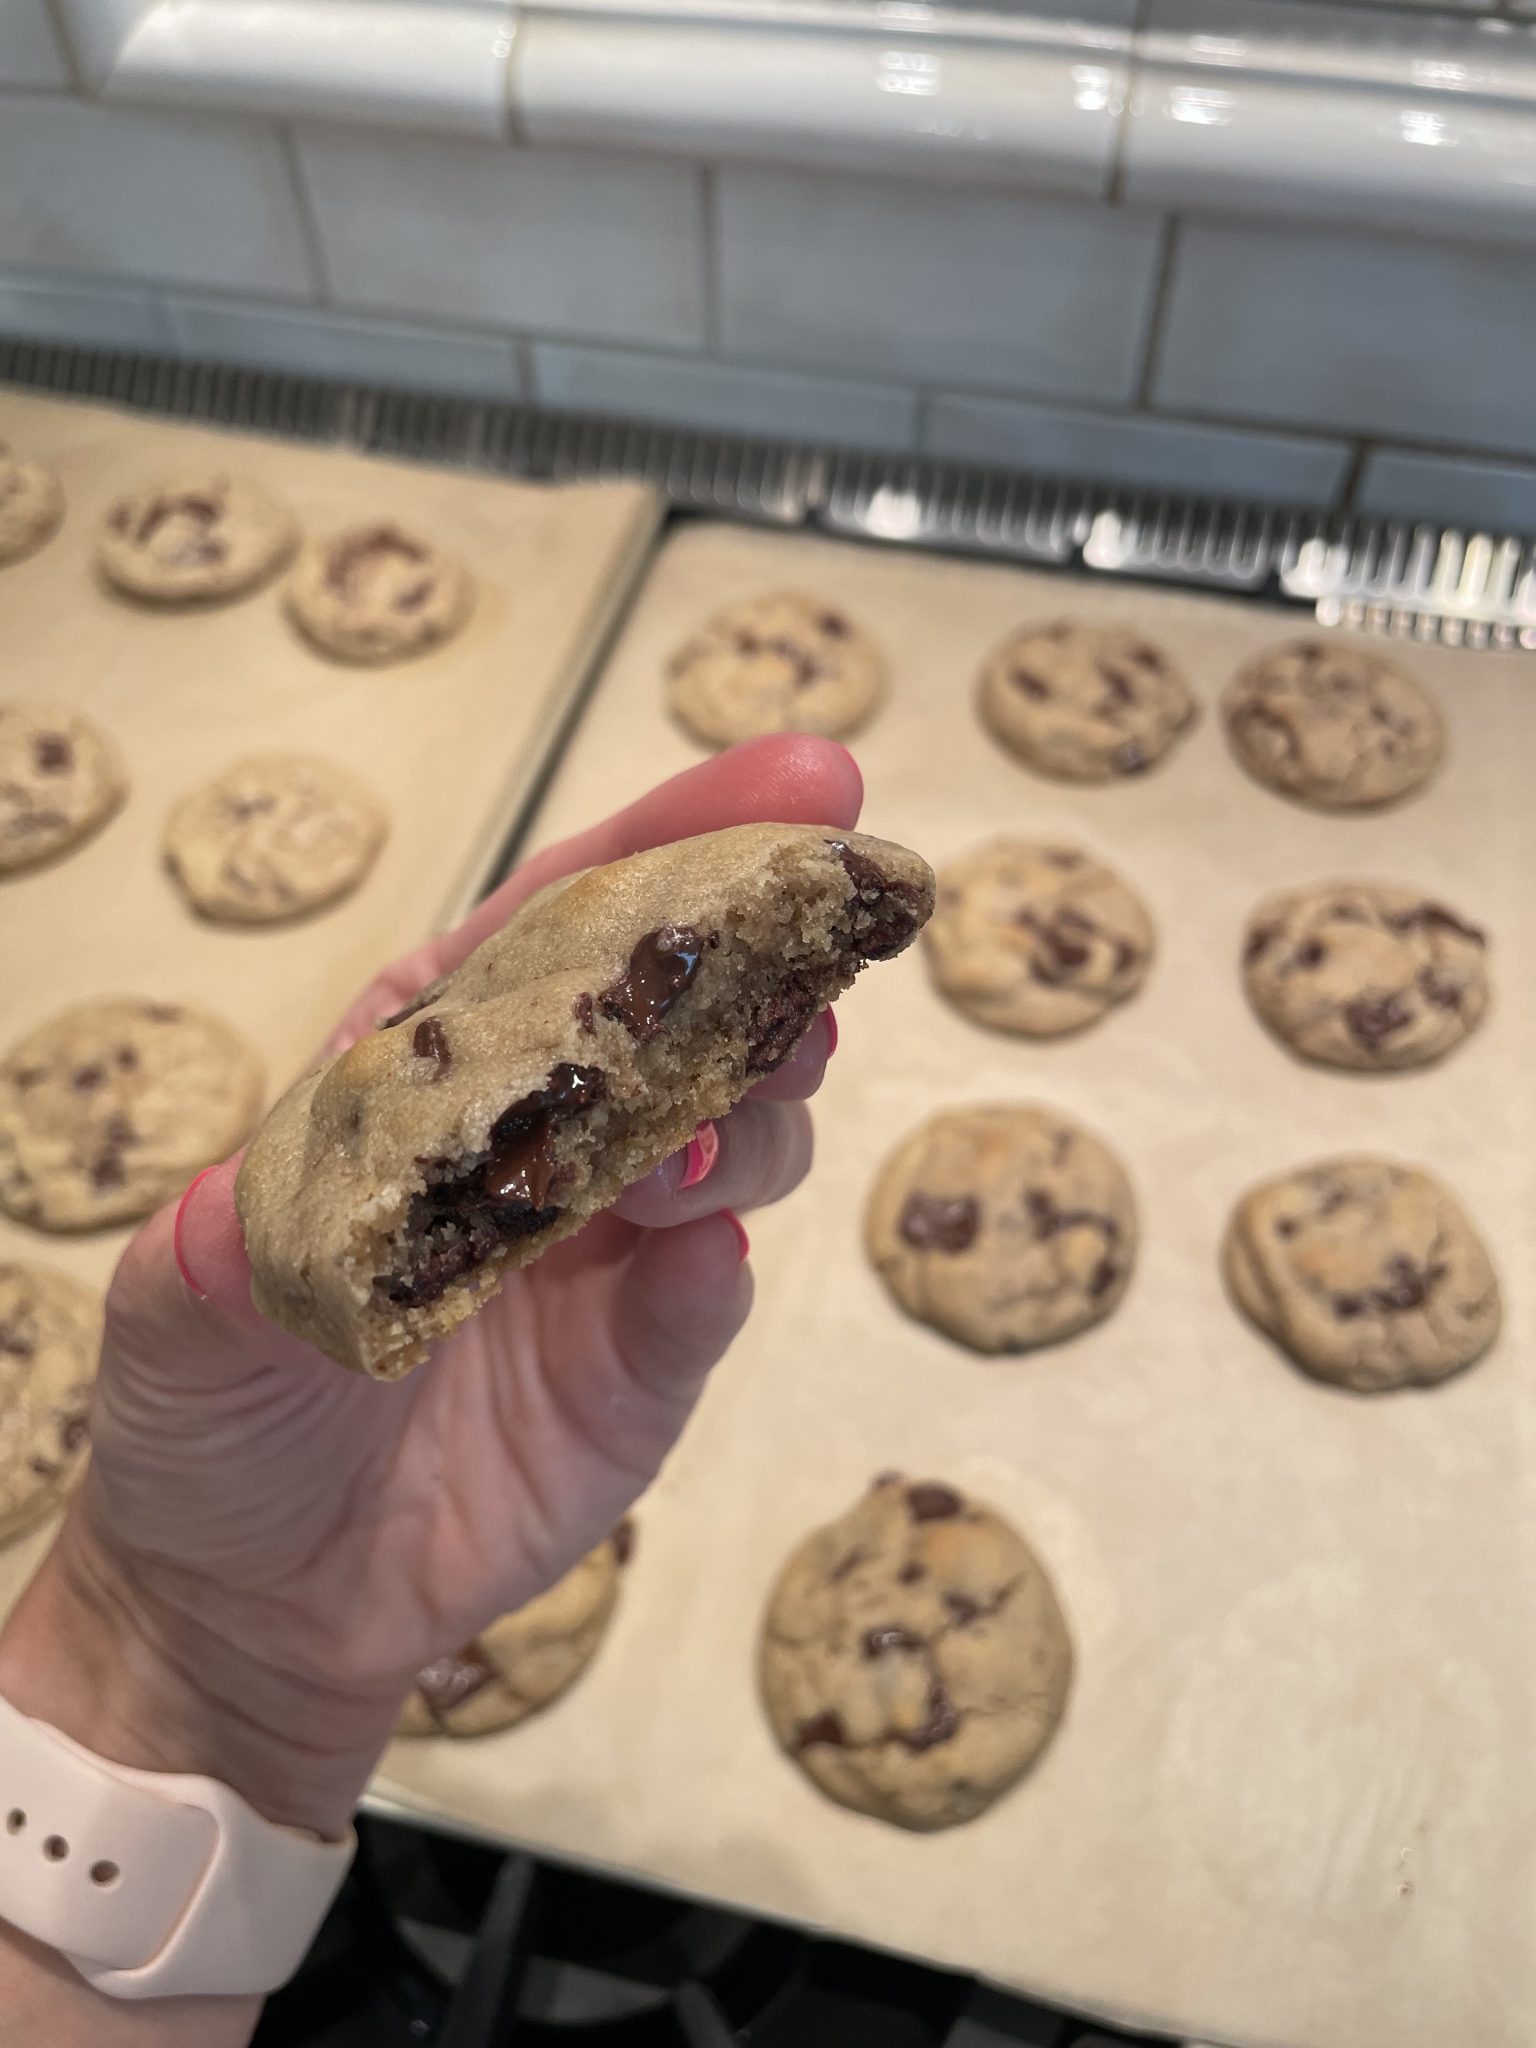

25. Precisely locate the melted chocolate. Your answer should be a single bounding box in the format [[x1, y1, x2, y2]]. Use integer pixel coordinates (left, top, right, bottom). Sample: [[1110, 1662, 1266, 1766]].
[[1386, 903, 1485, 946], [33, 734, 71, 774], [1293, 939, 1326, 970], [378, 1064, 606, 1309], [907, 1483, 963, 1523], [1011, 666, 1050, 700], [901, 1678, 961, 1754], [944, 1591, 981, 1625], [828, 841, 926, 961], [412, 1017, 452, 1075], [899, 1192, 978, 1254], [1344, 994, 1411, 1047], [745, 973, 819, 1076], [416, 1640, 498, 1718], [598, 926, 708, 1040]]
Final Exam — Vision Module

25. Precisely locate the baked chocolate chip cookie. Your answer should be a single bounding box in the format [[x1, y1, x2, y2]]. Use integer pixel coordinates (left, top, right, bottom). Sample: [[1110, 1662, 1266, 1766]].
[[397, 1521, 632, 1738], [286, 523, 471, 664], [0, 445, 64, 568], [0, 1261, 98, 1546], [0, 998, 264, 1231], [665, 592, 884, 748], [1223, 1156, 1500, 1391], [98, 475, 296, 604], [760, 1474, 1073, 1830], [1222, 640, 1443, 809], [923, 838, 1153, 1036], [866, 1104, 1136, 1354], [0, 703, 125, 876], [1243, 881, 1488, 1071], [237, 824, 934, 1377], [978, 622, 1197, 781], [164, 753, 387, 925]]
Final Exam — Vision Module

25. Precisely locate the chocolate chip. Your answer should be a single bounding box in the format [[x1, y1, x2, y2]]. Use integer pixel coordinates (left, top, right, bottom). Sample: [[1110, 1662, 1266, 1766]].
[[115, 1046, 138, 1071], [818, 610, 849, 638], [898, 1562, 926, 1585], [1114, 741, 1148, 774], [902, 1679, 961, 1754], [907, 1483, 963, 1523], [10, 1068, 44, 1091], [58, 1413, 88, 1452], [142, 1004, 181, 1024], [0, 1325, 33, 1359], [746, 973, 819, 1076], [1097, 660, 1136, 706], [1419, 968, 1462, 1010], [611, 1516, 636, 1566], [33, 734, 72, 774], [944, 1592, 981, 1625], [1334, 1294, 1364, 1320], [1011, 666, 1050, 699], [28, 1457, 60, 1480], [573, 992, 596, 1035], [416, 1641, 497, 1718], [394, 578, 434, 614], [732, 631, 761, 655], [598, 926, 709, 1040], [1275, 1216, 1299, 1239], [827, 841, 926, 960], [1372, 1254, 1443, 1314], [830, 1547, 866, 1583], [1387, 903, 1486, 947], [899, 1191, 978, 1254], [1088, 1256, 1119, 1298], [1345, 994, 1411, 1047], [795, 1710, 847, 1751], [71, 1066, 104, 1093], [1244, 923, 1279, 965], [862, 1624, 924, 1659], [378, 1064, 606, 1309], [412, 1017, 452, 1075], [1294, 940, 1327, 970]]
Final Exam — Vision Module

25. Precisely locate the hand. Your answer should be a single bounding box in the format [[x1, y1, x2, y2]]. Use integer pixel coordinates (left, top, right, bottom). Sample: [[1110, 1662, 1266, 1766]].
[[0, 735, 863, 1839]]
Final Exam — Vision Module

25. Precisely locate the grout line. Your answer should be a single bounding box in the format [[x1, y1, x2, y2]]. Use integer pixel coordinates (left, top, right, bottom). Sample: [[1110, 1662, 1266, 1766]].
[[1105, 0, 1151, 206], [698, 166, 722, 355], [1339, 440, 1372, 511], [1133, 216, 1178, 409], [277, 124, 333, 304]]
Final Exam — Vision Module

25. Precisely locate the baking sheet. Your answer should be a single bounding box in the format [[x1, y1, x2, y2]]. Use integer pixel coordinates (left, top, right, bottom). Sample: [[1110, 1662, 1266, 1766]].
[[0, 391, 659, 1526], [373, 520, 1536, 2048]]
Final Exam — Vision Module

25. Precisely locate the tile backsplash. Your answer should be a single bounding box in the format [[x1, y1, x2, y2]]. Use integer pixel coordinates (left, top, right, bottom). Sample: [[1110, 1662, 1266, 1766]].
[[3, 48, 1536, 532]]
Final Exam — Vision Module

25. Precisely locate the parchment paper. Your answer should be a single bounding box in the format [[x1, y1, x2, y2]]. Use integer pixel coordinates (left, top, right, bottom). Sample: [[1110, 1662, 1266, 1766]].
[[374, 521, 1536, 2048], [0, 391, 659, 1523]]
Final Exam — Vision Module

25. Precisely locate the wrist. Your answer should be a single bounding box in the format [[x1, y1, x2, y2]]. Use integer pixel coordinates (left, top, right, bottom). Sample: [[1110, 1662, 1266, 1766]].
[[0, 1510, 393, 1839]]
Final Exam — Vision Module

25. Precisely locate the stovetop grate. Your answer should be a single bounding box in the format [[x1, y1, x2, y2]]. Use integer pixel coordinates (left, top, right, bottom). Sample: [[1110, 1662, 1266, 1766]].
[[4, 336, 1534, 652], [252, 1815, 1170, 2048]]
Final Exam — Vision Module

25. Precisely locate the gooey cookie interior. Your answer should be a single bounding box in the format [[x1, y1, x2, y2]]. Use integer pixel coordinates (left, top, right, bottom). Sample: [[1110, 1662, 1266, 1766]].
[[236, 824, 934, 1377]]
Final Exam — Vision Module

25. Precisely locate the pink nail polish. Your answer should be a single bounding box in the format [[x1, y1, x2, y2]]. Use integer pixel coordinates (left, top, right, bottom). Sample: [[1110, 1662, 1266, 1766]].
[[721, 1210, 751, 1262], [824, 1009, 839, 1056], [680, 1121, 720, 1190], [173, 1167, 215, 1299]]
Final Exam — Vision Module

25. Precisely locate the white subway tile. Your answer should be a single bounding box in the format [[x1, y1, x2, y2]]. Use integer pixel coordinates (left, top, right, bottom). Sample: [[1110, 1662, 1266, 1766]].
[[162, 298, 522, 398], [714, 167, 1164, 402], [1127, 0, 1536, 248], [924, 392, 1349, 504], [0, 0, 68, 89], [0, 268, 172, 350], [294, 128, 705, 349], [530, 343, 915, 450], [1153, 218, 1536, 457], [1356, 449, 1536, 533], [0, 97, 315, 296]]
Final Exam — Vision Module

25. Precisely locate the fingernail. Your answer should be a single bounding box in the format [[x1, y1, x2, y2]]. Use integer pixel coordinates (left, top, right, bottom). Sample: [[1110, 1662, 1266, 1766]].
[[173, 1167, 216, 1299], [824, 1008, 839, 1056], [679, 1121, 720, 1190], [721, 1210, 750, 1263]]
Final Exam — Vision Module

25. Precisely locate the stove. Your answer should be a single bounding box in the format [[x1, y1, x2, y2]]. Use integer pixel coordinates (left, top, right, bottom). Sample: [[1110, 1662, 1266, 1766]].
[[253, 1815, 1173, 2048]]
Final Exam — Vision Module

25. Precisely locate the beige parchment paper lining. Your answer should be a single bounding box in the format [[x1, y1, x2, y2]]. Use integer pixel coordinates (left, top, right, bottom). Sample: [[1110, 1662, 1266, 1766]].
[[0, 387, 660, 1582], [373, 520, 1536, 2048]]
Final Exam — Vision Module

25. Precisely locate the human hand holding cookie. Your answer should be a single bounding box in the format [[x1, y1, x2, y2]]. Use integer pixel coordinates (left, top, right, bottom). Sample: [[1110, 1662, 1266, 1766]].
[[0, 736, 925, 1851]]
